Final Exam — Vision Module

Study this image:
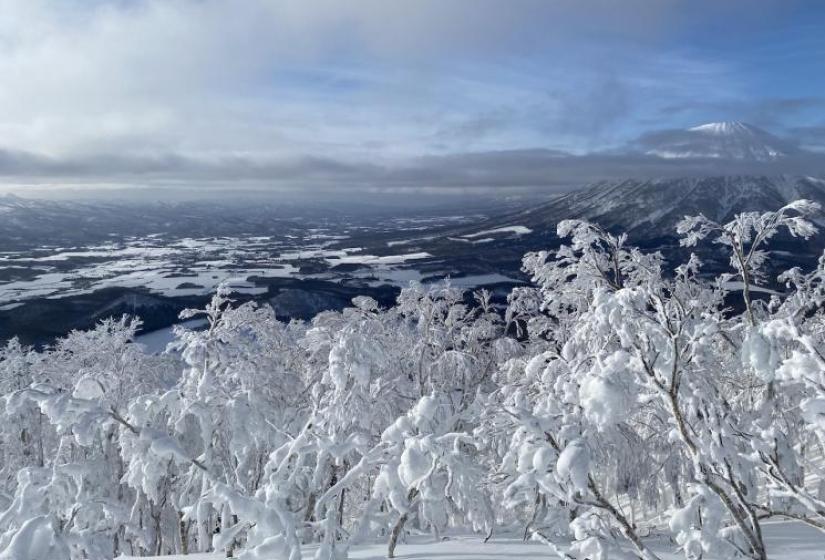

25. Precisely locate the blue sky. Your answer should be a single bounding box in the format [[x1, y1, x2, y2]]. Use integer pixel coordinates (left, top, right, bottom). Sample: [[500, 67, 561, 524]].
[[1, 0, 824, 191]]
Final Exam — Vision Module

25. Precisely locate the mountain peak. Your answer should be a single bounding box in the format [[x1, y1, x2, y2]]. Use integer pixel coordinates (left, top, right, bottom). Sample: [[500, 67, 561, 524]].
[[642, 121, 797, 162], [688, 121, 761, 135]]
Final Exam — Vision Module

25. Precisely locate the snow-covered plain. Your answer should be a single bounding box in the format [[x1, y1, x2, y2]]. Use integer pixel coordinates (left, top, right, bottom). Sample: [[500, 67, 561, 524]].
[[0, 236, 441, 305], [0, 224, 523, 308]]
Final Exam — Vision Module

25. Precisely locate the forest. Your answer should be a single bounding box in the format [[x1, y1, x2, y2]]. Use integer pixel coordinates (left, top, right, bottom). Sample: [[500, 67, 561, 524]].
[[2, 201, 825, 560]]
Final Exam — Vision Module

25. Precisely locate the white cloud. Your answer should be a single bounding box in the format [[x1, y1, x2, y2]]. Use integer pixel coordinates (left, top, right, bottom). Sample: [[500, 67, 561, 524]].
[[0, 0, 805, 189]]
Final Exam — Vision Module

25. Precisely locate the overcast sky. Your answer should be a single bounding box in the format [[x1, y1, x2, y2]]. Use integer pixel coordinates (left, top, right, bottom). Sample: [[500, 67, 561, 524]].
[[1, 0, 825, 194]]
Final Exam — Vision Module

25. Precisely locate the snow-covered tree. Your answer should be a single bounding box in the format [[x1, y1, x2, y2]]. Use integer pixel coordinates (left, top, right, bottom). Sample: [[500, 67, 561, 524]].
[[1, 202, 824, 560]]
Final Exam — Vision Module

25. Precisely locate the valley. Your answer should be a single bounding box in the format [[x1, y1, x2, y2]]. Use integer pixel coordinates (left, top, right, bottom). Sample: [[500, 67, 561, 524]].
[[0, 200, 523, 344], [4, 173, 825, 346]]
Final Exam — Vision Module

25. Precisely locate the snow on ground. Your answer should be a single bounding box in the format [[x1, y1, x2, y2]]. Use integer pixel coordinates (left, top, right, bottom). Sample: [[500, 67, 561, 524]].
[[0, 236, 443, 306], [0, 236, 303, 304], [135, 318, 209, 353], [123, 522, 825, 560], [327, 252, 432, 266], [721, 281, 780, 295], [360, 270, 521, 289], [386, 236, 436, 247], [462, 225, 532, 238], [442, 273, 521, 288]]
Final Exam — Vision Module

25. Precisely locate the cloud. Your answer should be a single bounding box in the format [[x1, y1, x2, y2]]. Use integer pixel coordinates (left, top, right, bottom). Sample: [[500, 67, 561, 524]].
[[0, 1, 821, 193], [545, 75, 632, 148], [651, 96, 825, 132], [3, 1, 675, 155], [3, 145, 825, 195], [788, 125, 825, 151]]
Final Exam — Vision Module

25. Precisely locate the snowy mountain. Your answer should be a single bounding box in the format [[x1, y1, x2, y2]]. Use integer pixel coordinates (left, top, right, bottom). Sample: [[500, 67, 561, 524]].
[[499, 175, 825, 236], [430, 175, 825, 276], [369, 173, 825, 263], [641, 121, 799, 161]]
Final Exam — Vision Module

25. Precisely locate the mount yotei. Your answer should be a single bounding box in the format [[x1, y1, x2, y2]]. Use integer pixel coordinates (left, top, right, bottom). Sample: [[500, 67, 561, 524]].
[[637, 121, 800, 161]]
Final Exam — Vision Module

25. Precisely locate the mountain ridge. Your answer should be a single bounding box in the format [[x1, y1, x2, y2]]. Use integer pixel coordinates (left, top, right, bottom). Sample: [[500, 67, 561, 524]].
[[422, 175, 825, 280], [462, 175, 825, 236]]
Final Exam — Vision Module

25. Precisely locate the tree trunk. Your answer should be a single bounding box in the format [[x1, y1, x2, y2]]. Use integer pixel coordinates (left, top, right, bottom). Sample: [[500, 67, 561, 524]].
[[152, 507, 163, 555], [387, 511, 409, 559], [305, 492, 317, 522], [387, 489, 418, 558], [523, 490, 544, 541], [337, 487, 346, 530], [179, 511, 189, 555], [337, 460, 348, 531]]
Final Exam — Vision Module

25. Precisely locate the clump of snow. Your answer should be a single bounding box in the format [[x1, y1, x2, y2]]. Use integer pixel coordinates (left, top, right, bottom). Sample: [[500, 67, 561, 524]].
[[741, 329, 780, 381], [579, 351, 632, 428], [579, 375, 629, 428], [411, 394, 439, 424], [398, 442, 432, 487], [72, 375, 105, 400], [0, 516, 70, 560], [556, 439, 590, 492]]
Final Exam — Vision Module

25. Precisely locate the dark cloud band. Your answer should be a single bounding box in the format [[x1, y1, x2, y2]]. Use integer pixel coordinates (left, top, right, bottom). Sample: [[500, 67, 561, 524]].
[[2, 146, 824, 193]]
